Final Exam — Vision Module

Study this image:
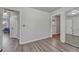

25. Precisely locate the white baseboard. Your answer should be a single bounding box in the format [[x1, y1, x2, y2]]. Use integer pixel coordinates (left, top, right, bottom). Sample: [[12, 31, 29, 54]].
[[20, 35, 51, 45]]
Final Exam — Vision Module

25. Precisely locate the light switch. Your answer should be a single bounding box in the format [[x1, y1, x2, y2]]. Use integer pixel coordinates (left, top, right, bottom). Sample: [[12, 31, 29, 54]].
[[23, 24, 26, 27]]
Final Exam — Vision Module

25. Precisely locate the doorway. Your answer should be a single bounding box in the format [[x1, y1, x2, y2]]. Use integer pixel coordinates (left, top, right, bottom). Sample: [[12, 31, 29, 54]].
[[3, 9, 20, 39], [52, 15, 60, 40], [3, 9, 20, 51]]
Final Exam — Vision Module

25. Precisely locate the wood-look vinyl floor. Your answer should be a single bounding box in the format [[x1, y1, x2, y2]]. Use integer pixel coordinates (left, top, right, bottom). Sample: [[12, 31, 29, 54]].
[[3, 33, 79, 52]]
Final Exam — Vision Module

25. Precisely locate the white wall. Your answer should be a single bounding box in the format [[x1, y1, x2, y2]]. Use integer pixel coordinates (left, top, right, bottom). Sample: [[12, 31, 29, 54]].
[[6, 7, 51, 44], [0, 8, 3, 49], [20, 8, 51, 44]]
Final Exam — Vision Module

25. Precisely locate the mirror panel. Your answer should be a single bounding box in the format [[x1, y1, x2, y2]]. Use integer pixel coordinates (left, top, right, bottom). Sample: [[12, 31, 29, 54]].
[[66, 7, 79, 48]]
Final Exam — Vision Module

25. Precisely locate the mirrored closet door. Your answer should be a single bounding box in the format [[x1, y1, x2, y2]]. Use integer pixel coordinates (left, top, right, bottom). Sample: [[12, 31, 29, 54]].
[[66, 8, 79, 48]]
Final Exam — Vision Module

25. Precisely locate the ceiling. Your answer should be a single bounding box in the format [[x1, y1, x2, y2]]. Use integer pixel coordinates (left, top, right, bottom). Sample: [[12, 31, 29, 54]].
[[66, 8, 79, 16], [31, 7, 61, 13]]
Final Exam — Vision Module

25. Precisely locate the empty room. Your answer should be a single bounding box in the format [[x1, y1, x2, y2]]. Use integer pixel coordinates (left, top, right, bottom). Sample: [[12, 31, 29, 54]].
[[0, 7, 79, 52]]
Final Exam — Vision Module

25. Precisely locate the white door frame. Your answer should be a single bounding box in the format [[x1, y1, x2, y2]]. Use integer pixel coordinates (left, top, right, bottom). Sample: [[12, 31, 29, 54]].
[[3, 8, 20, 39], [0, 8, 3, 50], [51, 14, 61, 38]]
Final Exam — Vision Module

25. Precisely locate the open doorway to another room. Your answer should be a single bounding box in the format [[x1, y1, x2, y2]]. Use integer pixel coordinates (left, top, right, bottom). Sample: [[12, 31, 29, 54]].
[[3, 9, 20, 39], [3, 9, 20, 52], [52, 15, 60, 40], [3, 9, 10, 35]]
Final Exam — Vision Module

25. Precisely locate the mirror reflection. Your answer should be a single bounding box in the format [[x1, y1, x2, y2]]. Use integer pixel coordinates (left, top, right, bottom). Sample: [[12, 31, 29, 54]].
[[66, 8, 79, 48]]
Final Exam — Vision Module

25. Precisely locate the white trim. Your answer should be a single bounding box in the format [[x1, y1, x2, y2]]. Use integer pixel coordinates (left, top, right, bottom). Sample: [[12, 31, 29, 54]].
[[20, 35, 51, 44]]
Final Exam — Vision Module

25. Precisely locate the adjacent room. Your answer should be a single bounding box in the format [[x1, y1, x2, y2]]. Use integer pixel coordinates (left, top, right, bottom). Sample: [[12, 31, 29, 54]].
[[0, 7, 79, 52], [52, 15, 60, 39]]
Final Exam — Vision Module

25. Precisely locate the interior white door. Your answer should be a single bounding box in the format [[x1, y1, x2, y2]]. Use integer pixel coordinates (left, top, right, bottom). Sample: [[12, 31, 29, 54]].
[[66, 19, 72, 34], [52, 17, 56, 34], [73, 16, 79, 36], [10, 11, 18, 38]]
